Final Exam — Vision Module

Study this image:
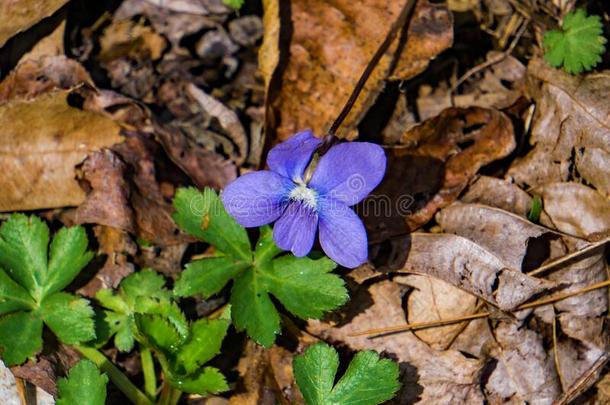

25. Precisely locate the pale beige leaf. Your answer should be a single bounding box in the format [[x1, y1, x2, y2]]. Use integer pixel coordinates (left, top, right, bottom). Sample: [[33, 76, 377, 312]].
[[0, 90, 122, 211], [461, 176, 533, 217], [395, 274, 477, 350]]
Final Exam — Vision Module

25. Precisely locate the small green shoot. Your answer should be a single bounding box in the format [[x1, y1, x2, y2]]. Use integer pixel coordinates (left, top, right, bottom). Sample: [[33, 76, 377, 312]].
[[173, 188, 348, 348], [57, 360, 108, 405], [543, 9, 607, 74], [223, 0, 244, 10], [0, 214, 95, 366], [293, 343, 400, 405], [527, 195, 543, 223]]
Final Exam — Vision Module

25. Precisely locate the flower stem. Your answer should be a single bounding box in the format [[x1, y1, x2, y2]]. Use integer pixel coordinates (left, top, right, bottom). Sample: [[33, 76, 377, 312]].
[[326, 0, 417, 137], [75, 345, 154, 405], [140, 347, 157, 401]]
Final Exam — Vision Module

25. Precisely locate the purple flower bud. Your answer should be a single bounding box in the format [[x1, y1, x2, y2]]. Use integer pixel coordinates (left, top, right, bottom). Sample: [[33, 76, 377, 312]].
[[222, 130, 386, 268]]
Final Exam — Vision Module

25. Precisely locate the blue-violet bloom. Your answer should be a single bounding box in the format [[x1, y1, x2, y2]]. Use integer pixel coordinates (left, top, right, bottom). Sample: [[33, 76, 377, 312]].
[[222, 130, 386, 268]]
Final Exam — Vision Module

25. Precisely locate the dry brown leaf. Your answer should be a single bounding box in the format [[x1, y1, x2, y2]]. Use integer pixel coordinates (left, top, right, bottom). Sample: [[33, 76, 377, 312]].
[[308, 281, 485, 404], [488, 321, 561, 405], [0, 56, 92, 102], [229, 341, 278, 405], [507, 59, 610, 196], [99, 19, 167, 62], [0, 90, 122, 211], [395, 274, 477, 350], [187, 83, 248, 165], [540, 182, 610, 239], [266, 0, 452, 141], [18, 20, 65, 64], [461, 176, 534, 217], [0, 0, 68, 47], [436, 202, 551, 270], [398, 233, 553, 310], [362, 107, 516, 242]]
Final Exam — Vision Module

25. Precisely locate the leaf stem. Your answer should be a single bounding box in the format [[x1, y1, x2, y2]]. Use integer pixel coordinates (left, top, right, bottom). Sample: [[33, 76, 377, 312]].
[[75, 345, 154, 405], [140, 347, 157, 401]]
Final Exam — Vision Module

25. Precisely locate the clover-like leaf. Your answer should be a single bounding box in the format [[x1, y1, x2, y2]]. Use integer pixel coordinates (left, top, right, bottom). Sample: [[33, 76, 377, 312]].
[[96, 269, 187, 352], [57, 360, 108, 405], [173, 192, 349, 348], [0, 214, 95, 366], [543, 9, 607, 74], [293, 343, 400, 405]]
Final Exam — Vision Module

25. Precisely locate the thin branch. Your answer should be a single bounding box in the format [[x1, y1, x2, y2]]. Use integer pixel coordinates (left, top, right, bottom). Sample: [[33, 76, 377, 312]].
[[351, 279, 610, 337]]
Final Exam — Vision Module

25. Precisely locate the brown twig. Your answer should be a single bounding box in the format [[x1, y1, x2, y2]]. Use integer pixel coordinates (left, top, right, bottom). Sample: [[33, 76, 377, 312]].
[[350, 279, 610, 337]]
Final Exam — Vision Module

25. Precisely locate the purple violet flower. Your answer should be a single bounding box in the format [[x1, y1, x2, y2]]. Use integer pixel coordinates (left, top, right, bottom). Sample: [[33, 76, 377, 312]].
[[221, 130, 386, 268]]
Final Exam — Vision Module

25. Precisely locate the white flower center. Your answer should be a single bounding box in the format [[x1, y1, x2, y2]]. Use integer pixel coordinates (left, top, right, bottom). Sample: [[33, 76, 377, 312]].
[[289, 183, 318, 210]]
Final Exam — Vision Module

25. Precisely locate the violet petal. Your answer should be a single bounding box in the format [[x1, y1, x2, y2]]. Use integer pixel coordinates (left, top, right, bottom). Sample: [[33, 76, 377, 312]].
[[273, 201, 318, 257], [318, 197, 367, 268], [222, 171, 292, 227], [267, 129, 321, 182], [309, 142, 386, 206]]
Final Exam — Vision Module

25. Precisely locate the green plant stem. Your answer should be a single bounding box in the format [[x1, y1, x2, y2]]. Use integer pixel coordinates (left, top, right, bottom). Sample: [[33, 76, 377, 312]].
[[140, 347, 157, 400], [75, 345, 154, 405]]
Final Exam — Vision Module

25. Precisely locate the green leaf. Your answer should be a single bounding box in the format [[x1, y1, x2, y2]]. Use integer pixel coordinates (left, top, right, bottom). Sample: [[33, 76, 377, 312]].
[[136, 314, 185, 354], [223, 0, 244, 10], [40, 292, 96, 344], [231, 267, 280, 348], [57, 360, 108, 405], [0, 312, 43, 366], [174, 257, 250, 298], [543, 9, 607, 74], [265, 255, 347, 319], [0, 269, 35, 316], [294, 343, 400, 405], [172, 366, 229, 396], [174, 318, 230, 375], [45, 226, 94, 297], [173, 187, 251, 261], [527, 195, 543, 222], [96, 269, 187, 352], [0, 214, 49, 297]]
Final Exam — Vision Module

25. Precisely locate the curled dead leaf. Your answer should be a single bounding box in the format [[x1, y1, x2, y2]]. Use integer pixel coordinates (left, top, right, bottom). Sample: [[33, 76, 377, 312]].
[[362, 107, 516, 242], [398, 233, 553, 311]]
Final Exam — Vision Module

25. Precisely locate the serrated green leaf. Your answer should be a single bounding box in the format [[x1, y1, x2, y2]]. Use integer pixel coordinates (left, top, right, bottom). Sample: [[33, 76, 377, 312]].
[[172, 366, 229, 396], [0, 312, 43, 366], [57, 360, 108, 405], [173, 187, 251, 261], [231, 267, 280, 348], [174, 318, 229, 375], [265, 255, 347, 319], [45, 226, 94, 297], [174, 257, 250, 298], [0, 214, 49, 297], [40, 292, 96, 344], [136, 314, 185, 354], [0, 269, 35, 316], [96, 269, 186, 352], [543, 9, 607, 74], [294, 343, 400, 405]]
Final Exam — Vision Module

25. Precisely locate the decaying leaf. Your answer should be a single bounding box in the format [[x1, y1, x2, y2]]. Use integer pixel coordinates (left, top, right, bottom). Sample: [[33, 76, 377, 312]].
[[308, 281, 485, 404], [398, 233, 553, 310], [362, 107, 516, 242], [540, 182, 610, 239], [0, 90, 122, 211], [507, 59, 610, 196], [266, 0, 452, 141], [461, 176, 534, 217], [0, 0, 68, 47], [487, 321, 561, 405], [395, 274, 477, 350]]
